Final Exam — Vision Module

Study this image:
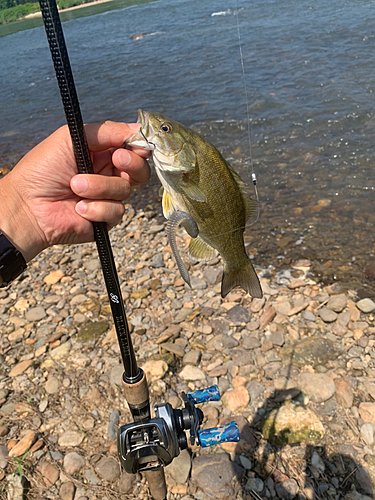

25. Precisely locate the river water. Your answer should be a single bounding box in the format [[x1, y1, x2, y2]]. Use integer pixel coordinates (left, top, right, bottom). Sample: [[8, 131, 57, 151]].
[[0, 0, 374, 295]]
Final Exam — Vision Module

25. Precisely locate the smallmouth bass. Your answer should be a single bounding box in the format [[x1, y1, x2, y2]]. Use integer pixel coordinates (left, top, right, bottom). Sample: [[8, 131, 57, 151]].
[[126, 110, 263, 299]]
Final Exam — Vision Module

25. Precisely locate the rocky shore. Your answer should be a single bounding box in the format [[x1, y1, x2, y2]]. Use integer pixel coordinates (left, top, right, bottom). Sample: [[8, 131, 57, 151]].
[[1, 202, 375, 500]]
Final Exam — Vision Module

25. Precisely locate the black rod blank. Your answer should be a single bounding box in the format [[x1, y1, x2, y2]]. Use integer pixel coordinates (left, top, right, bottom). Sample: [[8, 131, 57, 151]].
[[38, 0, 139, 380]]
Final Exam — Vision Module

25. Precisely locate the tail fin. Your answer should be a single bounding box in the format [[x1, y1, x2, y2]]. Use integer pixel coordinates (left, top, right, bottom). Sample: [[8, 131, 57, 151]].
[[221, 260, 263, 299]]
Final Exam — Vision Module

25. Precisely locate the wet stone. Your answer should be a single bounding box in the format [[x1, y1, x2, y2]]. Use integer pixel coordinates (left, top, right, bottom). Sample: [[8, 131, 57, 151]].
[[227, 305, 250, 323]]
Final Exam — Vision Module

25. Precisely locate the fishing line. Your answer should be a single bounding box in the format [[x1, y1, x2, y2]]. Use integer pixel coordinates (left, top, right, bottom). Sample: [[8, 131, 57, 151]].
[[233, 0, 260, 227]]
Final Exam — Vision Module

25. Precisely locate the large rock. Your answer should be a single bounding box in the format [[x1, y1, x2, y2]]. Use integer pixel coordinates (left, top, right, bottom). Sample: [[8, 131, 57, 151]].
[[261, 402, 325, 445], [191, 453, 244, 499], [282, 337, 336, 368]]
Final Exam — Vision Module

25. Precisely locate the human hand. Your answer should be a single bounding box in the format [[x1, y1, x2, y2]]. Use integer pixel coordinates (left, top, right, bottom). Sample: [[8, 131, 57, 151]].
[[0, 121, 150, 263]]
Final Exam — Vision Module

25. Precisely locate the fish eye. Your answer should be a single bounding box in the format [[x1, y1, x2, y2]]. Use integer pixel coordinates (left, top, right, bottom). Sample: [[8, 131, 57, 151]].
[[161, 123, 172, 133]]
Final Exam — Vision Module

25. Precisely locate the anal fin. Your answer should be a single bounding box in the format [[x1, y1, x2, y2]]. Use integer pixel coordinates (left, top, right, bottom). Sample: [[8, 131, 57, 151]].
[[189, 236, 216, 261]]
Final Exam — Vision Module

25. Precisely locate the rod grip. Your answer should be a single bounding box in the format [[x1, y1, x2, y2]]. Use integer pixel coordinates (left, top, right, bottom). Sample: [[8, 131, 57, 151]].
[[122, 368, 150, 422], [144, 468, 167, 500]]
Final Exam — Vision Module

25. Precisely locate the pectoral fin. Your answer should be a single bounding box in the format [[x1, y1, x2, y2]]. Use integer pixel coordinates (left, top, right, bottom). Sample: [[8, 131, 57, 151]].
[[189, 236, 216, 261], [180, 181, 207, 202], [162, 189, 176, 219]]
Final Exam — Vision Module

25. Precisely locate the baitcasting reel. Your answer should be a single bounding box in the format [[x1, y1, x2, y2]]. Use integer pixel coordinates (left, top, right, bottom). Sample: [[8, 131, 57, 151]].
[[118, 385, 240, 474]]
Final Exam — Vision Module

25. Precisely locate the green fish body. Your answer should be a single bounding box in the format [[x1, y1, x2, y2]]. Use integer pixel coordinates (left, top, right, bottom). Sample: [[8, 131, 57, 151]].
[[127, 110, 262, 299]]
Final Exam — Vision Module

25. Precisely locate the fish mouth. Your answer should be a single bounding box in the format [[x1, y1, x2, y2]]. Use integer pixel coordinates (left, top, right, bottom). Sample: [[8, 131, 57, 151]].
[[137, 110, 156, 149], [125, 109, 156, 150]]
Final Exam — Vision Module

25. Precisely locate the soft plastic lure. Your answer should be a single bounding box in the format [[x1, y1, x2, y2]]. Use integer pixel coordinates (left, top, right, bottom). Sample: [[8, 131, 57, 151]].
[[166, 211, 199, 287]]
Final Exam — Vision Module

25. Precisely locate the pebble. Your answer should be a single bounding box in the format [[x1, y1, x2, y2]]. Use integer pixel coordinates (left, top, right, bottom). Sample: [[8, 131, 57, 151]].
[[141, 360, 168, 382], [58, 430, 85, 447], [296, 373, 335, 403], [326, 294, 347, 312], [222, 387, 250, 412], [246, 477, 264, 493], [25, 306, 46, 322], [9, 360, 33, 377], [360, 423, 374, 445], [9, 431, 36, 457], [45, 376, 59, 394], [191, 453, 244, 500], [275, 478, 299, 499], [318, 307, 338, 323], [59, 481, 75, 500], [94, 456, 121, 482], [63, 452, 86, 474], [2, 208, 375, 500], [357, 298, 375, 313], [165, 449, 191, 484], [334, 378, 353, 408]]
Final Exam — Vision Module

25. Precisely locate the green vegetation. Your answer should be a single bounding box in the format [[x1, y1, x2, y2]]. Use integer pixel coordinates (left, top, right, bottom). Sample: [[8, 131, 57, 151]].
[[0, 2, 39, 24], [0, 0, 107, 24]]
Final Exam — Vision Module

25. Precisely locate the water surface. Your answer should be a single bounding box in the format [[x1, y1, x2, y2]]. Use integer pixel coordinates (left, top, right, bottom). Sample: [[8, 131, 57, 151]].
[[0, 0, 374, 295]]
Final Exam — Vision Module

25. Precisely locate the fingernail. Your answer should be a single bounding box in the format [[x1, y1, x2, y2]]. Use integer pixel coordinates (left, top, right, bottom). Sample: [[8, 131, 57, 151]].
[[76, 201, 87, 214], [118, 149, 131, 167], [71, 176, 88, 194], [128, 123, 141, 130]]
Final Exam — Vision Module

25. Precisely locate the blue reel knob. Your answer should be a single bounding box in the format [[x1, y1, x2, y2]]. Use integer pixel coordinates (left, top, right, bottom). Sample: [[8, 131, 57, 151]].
[[186, 385, 220, 404], [198, 421, 240, 448]]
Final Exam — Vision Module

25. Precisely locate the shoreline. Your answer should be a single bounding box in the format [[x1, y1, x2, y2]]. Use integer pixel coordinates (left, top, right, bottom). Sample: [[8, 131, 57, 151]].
[[22, 0, 116, 19]]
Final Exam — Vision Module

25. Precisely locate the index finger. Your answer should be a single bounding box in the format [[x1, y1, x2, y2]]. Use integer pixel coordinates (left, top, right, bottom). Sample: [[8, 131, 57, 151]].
[[84, 120, 141, 152]]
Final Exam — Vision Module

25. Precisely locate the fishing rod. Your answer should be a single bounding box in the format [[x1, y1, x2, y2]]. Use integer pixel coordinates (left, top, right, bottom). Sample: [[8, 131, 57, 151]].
[[37, 1, 240, 499]]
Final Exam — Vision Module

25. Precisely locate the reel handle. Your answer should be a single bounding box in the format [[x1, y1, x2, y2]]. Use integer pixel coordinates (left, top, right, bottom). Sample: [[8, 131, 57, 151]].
[[199, 421, 240, 448], [186, 384, 220, 404]]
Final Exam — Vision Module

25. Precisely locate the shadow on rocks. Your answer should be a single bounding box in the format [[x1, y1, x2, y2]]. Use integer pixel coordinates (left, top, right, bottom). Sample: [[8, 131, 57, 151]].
[[241, 371, 375, 499]]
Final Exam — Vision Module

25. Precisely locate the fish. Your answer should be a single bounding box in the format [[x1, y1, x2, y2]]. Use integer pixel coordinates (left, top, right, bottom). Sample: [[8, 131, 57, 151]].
[[126, 110, 263, 299]]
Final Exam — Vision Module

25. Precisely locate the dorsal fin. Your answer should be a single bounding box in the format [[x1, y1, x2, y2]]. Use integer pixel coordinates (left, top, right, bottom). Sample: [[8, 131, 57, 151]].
[[226, 161, 257, 221]]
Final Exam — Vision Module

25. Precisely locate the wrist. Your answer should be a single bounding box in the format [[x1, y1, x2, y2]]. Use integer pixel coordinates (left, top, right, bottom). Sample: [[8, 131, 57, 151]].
[[0, 174, 46, 263]]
